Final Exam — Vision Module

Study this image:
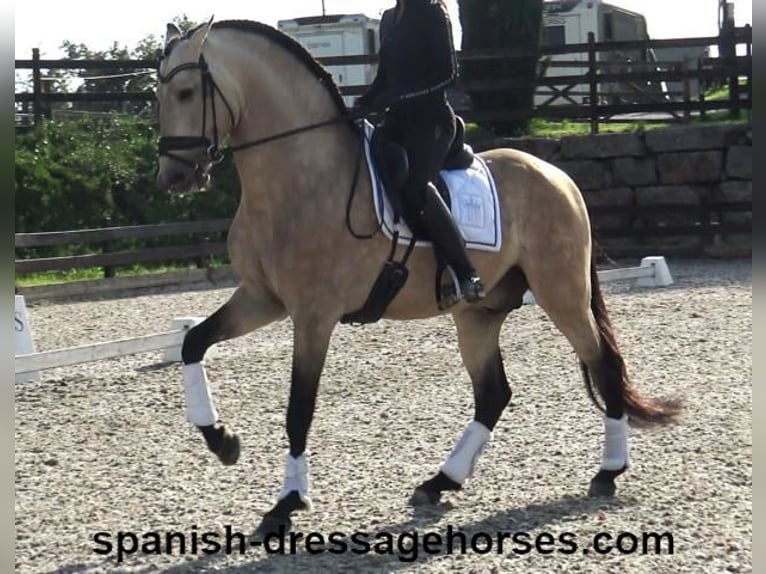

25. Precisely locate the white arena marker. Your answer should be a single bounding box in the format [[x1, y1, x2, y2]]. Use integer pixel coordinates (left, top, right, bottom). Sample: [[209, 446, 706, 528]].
[[14, 316, 211, 377], [162, 317, 206, 363], [15, 295, 40, 383], [15, 331, 187, 376], [636, 256, 674, 288]]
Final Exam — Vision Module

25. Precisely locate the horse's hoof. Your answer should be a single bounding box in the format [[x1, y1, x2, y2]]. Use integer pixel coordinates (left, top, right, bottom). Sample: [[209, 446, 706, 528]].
[[217, 429, 240, 466], [588, 477, 616, 497], [588, 467, 626, 497], [253, 514, 292, 542], [409, 487, 442, 506], [199, 424, 241, 465]]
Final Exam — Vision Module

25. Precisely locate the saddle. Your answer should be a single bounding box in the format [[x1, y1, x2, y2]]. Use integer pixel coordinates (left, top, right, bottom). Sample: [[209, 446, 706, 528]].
[[370, 116, 475, 235], [340, 116, 475, 326]]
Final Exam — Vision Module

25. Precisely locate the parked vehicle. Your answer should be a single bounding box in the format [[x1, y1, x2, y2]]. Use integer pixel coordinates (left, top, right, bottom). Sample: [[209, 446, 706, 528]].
[[538, 0, 667, 105], [277, 14, 381, 107]]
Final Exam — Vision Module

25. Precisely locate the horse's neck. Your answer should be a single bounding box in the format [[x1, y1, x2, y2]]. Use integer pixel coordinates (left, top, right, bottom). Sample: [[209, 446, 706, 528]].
[[236, 127, 360, 202], [217, 33, 362, 208]]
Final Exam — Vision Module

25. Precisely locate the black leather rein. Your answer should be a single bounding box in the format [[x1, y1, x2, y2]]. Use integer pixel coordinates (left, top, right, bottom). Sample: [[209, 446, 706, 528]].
[[156, 52, 377, 241], [157, 53, 359, 169]]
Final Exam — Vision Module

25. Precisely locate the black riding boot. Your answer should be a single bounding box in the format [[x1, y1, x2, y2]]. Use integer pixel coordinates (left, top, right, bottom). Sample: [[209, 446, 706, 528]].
[[417, 183, 486, 302]]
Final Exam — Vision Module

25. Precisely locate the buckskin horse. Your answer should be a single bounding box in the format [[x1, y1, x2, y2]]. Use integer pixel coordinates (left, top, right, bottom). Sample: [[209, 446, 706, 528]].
[[155, 19, 681, 537]]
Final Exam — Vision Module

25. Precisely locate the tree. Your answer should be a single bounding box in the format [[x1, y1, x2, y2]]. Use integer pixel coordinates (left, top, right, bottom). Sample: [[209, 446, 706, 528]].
[[55, 14, 201, 115], [458, 0, 544, 136]]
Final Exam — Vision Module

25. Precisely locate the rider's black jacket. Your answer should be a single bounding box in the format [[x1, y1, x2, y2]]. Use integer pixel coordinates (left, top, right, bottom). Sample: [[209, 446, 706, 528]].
[[358, 0, 458, 109]]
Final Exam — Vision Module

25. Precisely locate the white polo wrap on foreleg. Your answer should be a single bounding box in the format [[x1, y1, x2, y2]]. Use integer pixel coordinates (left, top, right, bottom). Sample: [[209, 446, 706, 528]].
[[278, 452, 313, 511], [601, 414, 629, 471], [440, 421, 492, 484], [182, 362, 218, 426]]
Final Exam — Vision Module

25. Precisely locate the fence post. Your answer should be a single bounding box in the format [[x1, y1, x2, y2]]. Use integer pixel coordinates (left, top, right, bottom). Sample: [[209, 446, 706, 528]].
[[719, 17, 739, 119], [101, 239, 116, 278], [698, 60, 707, 121], [32, 48, 43, 126], [587, 32, 598, 134], [681, 61, 691, 123], [744, 24, 752, 109], [728, 31, 740, 119]]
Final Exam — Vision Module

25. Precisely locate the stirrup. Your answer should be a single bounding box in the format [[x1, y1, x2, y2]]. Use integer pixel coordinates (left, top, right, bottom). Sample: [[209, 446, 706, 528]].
[[459, 276, 486, 303]]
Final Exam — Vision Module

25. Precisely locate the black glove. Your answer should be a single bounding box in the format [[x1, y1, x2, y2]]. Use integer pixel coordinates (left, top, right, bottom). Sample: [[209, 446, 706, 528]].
[[353, 91, 397, 114], [370, 91, 398, 111], [353, 94, 372, 111]]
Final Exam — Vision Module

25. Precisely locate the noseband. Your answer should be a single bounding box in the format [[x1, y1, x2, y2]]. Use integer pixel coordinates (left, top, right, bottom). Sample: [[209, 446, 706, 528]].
[[157, 53, 362, 173], [156, 46, 376, 244], [157, 54, 236, 172]]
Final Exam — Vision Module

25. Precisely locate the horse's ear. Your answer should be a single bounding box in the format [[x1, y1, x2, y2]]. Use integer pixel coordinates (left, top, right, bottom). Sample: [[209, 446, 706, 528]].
[[187, 15, 215, 57], [164, 23, 182, 47]]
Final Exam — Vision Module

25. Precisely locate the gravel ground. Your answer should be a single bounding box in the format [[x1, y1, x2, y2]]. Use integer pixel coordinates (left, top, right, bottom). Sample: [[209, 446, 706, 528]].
[[15, 258, 752, 574]]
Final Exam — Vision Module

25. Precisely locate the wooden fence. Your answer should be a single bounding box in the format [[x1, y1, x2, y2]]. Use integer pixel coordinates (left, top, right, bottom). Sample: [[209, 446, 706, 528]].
[[14, 29, 752, 299], [14, 199, 750, 286], [15, 220, 229, 276], [15, 26, 751, 133]]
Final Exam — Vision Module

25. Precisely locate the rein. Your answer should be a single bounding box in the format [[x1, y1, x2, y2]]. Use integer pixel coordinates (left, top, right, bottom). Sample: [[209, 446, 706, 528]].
[[157, 54, 235, 169], [157, 53, 361, 168], [157, 52, 378, 240]]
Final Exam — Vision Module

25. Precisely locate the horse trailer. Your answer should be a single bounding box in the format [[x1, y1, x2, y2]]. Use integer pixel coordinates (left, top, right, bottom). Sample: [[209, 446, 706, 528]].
[[277, 14, 381, 107], [538, 0, 667, 106]]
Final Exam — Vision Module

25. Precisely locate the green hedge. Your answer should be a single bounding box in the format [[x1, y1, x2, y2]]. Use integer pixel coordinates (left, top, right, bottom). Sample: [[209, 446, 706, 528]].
[[15, 116, 240, 257]]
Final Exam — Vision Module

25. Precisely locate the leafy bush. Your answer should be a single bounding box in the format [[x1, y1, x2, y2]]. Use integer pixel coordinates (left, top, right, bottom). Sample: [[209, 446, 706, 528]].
[[15, 116, 240, 259], [15, 116, 240, 234]]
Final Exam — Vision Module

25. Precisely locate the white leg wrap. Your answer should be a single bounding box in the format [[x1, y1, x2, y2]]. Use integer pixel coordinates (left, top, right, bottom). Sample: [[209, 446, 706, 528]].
[[278, 452, 313, 511], [182, 363, 218, 426], [440, 421, 492, 484], [601, 414, 629, 471]]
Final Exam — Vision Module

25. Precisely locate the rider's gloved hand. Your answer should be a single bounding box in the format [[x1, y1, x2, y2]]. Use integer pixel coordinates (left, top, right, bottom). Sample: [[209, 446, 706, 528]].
[[351, 94, 372, 116]]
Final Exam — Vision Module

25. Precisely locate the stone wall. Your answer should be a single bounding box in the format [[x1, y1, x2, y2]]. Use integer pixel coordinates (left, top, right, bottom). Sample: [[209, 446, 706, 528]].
[[475, 123, 752, 257]]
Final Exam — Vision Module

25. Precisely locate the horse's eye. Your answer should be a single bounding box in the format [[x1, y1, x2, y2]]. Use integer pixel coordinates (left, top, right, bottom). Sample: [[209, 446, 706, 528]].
[[178, 88, 194, 102]]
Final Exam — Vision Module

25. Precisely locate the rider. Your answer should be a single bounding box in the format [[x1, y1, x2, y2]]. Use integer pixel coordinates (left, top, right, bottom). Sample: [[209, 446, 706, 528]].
[[354, 0, 485, 303]]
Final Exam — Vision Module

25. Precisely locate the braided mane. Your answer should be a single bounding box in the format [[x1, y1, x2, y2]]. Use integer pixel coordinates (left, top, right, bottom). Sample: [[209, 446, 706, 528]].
[[166, 19, 350, 116]]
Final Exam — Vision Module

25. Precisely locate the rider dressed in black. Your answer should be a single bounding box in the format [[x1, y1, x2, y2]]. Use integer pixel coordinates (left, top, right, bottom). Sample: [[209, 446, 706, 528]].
[[355, 0, 485, 303]]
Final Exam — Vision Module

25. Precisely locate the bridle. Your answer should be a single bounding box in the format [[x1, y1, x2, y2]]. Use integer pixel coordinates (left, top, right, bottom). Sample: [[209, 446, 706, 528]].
[[157, 49, 379, 240], [157, 54, 235, 173], [156, 52, 361, 174]]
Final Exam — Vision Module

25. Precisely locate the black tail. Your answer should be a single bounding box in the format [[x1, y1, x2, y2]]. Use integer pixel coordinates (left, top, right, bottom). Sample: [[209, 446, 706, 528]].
[[581, 257, 683, 427]]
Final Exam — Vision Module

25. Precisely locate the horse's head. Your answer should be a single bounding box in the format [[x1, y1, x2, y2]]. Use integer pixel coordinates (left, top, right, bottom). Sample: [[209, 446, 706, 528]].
[[156, 20, 236, 193]]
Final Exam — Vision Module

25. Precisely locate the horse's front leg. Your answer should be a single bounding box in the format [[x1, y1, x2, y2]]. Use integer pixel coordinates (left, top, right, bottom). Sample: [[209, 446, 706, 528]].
[[254, 314, 335, 538], [411, 307, 511, 505], [181, 285, 286, 464]]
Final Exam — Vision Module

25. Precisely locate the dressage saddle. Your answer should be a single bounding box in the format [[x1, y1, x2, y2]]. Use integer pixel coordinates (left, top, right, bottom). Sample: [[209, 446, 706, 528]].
[[370, 115, 475, 236], [340, 117, 476, 325]]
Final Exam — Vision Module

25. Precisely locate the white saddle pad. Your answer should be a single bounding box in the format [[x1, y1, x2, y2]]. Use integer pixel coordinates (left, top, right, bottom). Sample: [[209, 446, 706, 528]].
[[363, 121, 502, 252]]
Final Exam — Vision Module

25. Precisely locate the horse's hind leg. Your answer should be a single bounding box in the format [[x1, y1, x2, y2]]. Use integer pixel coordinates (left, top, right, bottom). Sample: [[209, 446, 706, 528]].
[[411, 306, 511, 505], [181, 285, 286, 465], [526, 259, 680, 497], [527, 271, 628, 495]]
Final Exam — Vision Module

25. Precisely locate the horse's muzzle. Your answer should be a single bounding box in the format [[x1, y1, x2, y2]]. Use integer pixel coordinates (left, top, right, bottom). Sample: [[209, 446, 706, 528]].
[[157, 158, 211, 194]]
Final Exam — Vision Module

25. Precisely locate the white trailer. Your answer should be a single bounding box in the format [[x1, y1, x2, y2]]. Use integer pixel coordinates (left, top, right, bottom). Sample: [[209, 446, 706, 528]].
[[277, 14, 381, 107], [538, 0, 665, 106]]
